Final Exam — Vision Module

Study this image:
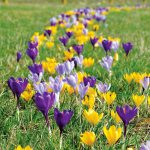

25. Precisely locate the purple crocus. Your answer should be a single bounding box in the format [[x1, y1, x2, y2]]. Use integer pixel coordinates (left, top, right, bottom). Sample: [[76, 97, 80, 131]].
[[34, 82, 48, 94], [66, 31, 73, 38], [28, 72, 43, 83], [140, 141, 150, 150], [66, 74, 78, 89], [140, 77, 149, 91], [50, 17, 57, 26], [26, 47, 38, 63], [90, 37, 98, 49], [116, 105, 138, 137], [64, 60, 74, 75], [7, 77, 28, 107], [28, 63, 43, 76], [111, 41, 119, 52], [78, 82, 89, 99], [56, 63, 66, 75], [99, 56, 113, 72], [72, 55, 83, 68], [73, 45, 84, 55], [44, 30, 52, 37], [59, 36, 69, 47], [16, 51, 22, 62], [54, 108, 73, 135], [102, 40, 112, 53], [28, 41, 38, 49], [34, 92, 55, 129], [96, 81, 111, 93], [122, 42, 133, 56], [83, 76, 96, 87]]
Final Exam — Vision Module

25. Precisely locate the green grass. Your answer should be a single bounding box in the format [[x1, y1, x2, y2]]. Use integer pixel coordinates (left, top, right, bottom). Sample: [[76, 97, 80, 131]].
[[0, 1, 150, 150]]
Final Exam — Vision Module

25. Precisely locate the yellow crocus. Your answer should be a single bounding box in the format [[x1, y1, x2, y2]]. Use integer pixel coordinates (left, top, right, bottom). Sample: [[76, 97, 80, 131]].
[[15, 145, 32, 150], [86, 87, 97, 98], [62, 83, 74, 95], [111, 110, 121, 123], [83, 109, 103, 125], [132, 94, 145, 107], [114, 52, 119, 61], [46, 41, 54, 48], [103, 125, 122, 145], [42, 58, 58, 74], [77, 72, 87, 83], [82, 96, 95, 109], [80, 131, 96, 146], [64, 48, 74, 61], [83, 58, 94, 68], [148, 96, 150, 105], [124, 73, 133, 84], [21, 83, 34, 101], [102, 91, 116, 105]]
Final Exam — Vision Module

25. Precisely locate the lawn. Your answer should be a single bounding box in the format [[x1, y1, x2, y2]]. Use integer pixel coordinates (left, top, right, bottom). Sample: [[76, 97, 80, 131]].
[[0, 1, 150, 150]]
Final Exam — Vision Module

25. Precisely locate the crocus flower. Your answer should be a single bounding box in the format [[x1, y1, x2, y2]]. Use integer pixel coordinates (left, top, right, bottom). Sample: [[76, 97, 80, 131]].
[[122, 42, 133, 56], [28, 41, 38, 49], [78, 82, 89, 99], [64, 60, 74, 75], [72, 55, 83, 68], [140, 140, 150, 150], [116, 105, 138, 137], [111, 110, 121, 123], [83, 109, 103, 125], [15, 145, 32, 150], [8, 77, 28, 107], [103, 125, 122, 145], [90, 37, 98, 48], [26, 47, 38, 63], [56, 63, 66, 75], [16, 51, 22, 62], [83, 76, 96, 87], [34, 82, 48, 94], [44, 29, 52, 36], [28, 63, 43, 76], [111, 40, 119, 52], [96, 81, 111, 93], [83, 57, 94, 68], [132, 94, 145, 107], [59, 36, 69, 47], [73, 45, 84, 55], [102, 40, 112, 53], [140, 77, 149, 91], [66, 74, 78, 89], [54, 108, 73, 135], [34, 92, 55, 129], [102, 91, 116, 105], [66, 31, 73, 38], [99, 56, 113, 72], [80, 131, 96, 146], [28, 72, 42, 83], [50, 17, 57, 26], [49, 76, 63, 106]]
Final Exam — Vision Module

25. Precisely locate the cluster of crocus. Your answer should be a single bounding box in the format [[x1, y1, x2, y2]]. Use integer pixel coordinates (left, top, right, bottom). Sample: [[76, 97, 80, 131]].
[[7, 6, 149, 149]]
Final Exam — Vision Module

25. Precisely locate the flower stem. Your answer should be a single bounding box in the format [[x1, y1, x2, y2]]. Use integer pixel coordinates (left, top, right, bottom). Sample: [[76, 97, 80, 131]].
[[60, 134, 63, 150]]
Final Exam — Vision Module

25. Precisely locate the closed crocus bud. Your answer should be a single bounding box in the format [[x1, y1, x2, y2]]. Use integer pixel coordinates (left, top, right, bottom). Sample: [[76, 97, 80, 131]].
[[56, 63, 66, 75], [66, 74, 78, 89], [140, 77, 149, 91], [90, 37, 98, 48], [114, 52, 119, 61], [96, 81, 111, 93], [122, 42, 133, 56], [102, 40, 112, 53], [116, 105, 138, 137], [78, 82, 89, 99], [16, 51, 22, 62], [26, 47, 38, 63], [66, 31, 73, 38], [54, 108, 73, 135], [34, 92, 55, 129]]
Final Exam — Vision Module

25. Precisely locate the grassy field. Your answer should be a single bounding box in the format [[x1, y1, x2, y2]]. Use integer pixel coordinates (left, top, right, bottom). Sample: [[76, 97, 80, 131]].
[[0, 1, 150, 150]]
